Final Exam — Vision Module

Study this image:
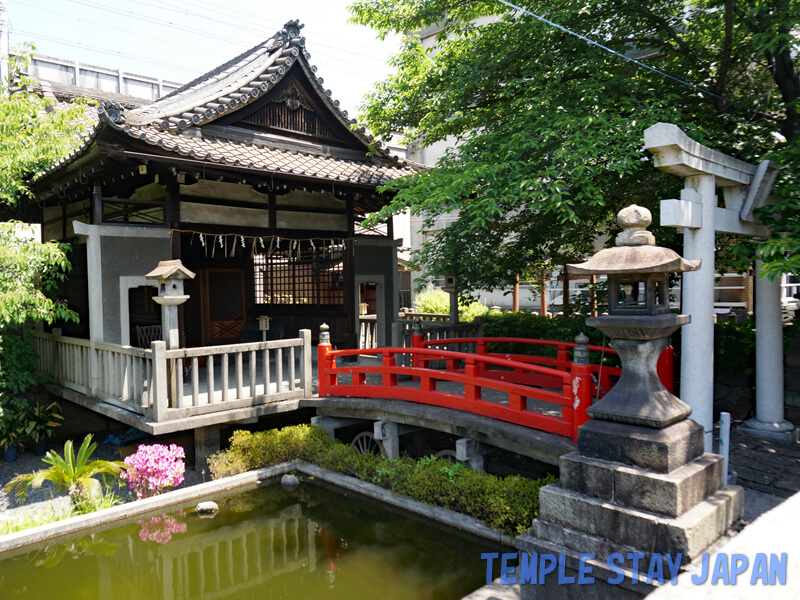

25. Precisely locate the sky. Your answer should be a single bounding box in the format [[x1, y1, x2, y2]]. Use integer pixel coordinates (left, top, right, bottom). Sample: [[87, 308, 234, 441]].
[[5, 0, 401, 116]]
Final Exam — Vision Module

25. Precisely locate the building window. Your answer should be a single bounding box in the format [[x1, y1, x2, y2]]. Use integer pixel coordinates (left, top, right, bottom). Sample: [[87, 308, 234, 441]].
[[254, 240, 345, 306]]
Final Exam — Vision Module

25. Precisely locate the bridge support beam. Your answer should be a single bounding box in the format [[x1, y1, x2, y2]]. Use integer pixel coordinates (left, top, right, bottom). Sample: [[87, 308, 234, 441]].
[[310, 415, 365, 438], [374, 421, 416, 460], [194, 425, 220, 471], [456, 438, 492, 471]]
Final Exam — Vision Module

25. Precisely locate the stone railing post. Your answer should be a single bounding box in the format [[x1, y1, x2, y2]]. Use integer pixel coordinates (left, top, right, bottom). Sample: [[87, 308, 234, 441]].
[[299, 329, 312, 397], [149, 341, 168, 422], [51, 328, 62, 384]]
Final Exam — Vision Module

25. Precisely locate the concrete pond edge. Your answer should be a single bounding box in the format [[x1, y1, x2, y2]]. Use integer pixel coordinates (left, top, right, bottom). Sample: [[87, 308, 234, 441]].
[[0, 460, 515, 556]]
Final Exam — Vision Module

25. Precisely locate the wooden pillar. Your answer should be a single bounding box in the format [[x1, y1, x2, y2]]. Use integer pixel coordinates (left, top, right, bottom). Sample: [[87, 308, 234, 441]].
[[590, 274, 598, 317], [539, 270, 548, 317], [343, 238, 356, 350], [512, 274, 520, 312], [194, 425, 220, 472], [268, 190, 277, 229], [92, 182, 103, 224], [165, 174, 180, 231], [562, 270, 570, 312]]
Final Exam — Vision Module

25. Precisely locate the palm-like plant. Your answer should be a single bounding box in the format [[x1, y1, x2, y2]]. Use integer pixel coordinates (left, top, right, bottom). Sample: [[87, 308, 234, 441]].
[[5, 434, 124, 511]]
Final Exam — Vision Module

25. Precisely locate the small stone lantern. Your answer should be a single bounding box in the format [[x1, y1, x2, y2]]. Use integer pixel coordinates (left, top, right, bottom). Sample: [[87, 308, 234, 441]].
[[257, 315, 271, 341], [567, 205, 700, 428], [145, 259, 196, 350], [441, 273, 459, 324]]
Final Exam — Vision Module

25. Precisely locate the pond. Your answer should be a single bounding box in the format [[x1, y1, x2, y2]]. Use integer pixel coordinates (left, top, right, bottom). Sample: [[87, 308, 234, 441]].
[[0, 480, 509, 599]]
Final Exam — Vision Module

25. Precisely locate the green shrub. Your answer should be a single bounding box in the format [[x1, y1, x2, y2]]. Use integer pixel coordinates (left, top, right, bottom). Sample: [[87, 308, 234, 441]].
[[413, 286, 495, 322], [0, 334, 46, 398], [670, 317, 800, 378], [207, 424, 555, 535], [483, 309, 800, 377], [414, 287, 450, 315], [482, 311, 606, 358]]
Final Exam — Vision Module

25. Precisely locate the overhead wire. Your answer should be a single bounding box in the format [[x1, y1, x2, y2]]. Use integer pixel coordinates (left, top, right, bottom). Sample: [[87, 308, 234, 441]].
[[12, 0, 391, 89], [146, 0, 391, 64], [13, 1, 225, 64], [495, 0, 728, 102], [11, 29, 192, 73]]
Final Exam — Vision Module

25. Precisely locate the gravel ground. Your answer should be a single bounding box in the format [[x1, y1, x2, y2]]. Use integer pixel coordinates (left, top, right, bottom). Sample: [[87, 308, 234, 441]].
[[0, 438, 206, 522]]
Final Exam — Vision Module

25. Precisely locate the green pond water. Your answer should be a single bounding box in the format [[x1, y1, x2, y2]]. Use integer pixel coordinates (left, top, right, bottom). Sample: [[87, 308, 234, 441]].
[[0, 481, 508, 599]]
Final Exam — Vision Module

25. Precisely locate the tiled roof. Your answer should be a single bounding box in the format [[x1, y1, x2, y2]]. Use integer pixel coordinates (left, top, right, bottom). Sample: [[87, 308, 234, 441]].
[[41, 81, 146, 109], [119, 20, 375, 150], [104, 119, 417, 187], [36, 20, 418, 188], [32, 104, 103, 181]]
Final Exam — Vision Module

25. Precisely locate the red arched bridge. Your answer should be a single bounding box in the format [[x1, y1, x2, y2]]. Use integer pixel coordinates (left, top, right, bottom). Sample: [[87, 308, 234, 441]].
[[317, 334, 674, 443]]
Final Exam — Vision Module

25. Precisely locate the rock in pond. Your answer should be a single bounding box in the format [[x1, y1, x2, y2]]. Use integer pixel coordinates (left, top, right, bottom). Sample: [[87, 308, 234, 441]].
[[281, 473, 300, 490], [195, 501, 219, 518]]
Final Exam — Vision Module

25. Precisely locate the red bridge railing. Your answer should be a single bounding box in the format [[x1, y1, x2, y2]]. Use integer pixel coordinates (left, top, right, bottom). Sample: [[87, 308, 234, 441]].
[[317, 337, 675, 443], [416, 336, 675, 395]]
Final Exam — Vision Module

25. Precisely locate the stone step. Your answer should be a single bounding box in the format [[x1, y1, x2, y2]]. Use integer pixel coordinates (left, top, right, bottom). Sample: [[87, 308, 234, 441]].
[[577, 418, 704, 473], [537, 483, 743, 560], [516, 524, 660, 599], [560, 451, 723, 517]]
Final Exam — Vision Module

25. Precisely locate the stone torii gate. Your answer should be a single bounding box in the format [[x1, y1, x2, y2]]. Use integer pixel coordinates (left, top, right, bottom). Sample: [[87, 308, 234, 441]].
[[644, 123, 797, 449]]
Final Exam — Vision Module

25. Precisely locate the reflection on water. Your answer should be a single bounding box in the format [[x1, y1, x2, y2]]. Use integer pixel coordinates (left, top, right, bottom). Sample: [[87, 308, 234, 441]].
[[138, 511, 187, 545], [0, 482, 508, 599]]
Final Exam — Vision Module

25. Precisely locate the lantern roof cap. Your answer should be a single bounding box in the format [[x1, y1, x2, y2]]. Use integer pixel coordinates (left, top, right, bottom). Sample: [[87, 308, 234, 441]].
[[567, 205, 701, 275], [145, 259, 196, 281]]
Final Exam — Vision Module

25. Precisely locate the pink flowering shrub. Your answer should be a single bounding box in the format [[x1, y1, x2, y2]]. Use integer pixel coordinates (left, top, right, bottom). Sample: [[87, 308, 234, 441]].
[[138, 511, 187, 544], [121, 443, 185, 499]]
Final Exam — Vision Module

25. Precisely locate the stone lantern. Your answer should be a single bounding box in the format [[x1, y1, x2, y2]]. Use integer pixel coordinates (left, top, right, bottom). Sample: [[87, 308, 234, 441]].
[[145, 259, 196, 350], [441, 273, 459, 324], [516, 205, 742, 598], [567, 204, 700, 428]]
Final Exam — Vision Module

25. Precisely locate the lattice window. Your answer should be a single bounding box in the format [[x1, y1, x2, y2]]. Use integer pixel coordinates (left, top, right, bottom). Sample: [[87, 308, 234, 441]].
[[102, 198, 165, 225], [128, 285, 158, 313], [254, 241, 344, 306]]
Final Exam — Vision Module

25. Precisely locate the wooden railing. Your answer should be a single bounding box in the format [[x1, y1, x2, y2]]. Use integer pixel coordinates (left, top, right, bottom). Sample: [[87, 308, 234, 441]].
[[390, 318, 484, 367], [416, 336, 675, 394], [159, 333, 311, 421], [29, 330, 312, 423], [31, 332, 153, 416], [317, 334, 675, 443], [358, 314, 378, 349], [397, 309, 450, 322], [318, 343, 594, 442]]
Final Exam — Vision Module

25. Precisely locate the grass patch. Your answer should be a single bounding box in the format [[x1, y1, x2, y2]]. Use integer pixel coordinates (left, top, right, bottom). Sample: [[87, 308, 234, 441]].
[[0, 501, 73, 535], [0, 489, 124, 535], [208, 425, 556, 535]]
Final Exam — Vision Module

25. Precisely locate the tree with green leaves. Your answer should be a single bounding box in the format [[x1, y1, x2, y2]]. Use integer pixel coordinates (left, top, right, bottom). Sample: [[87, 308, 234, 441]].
[[1, 52, 87, 329], [350, 0, 800, 290], [1, 52, 87, 417]]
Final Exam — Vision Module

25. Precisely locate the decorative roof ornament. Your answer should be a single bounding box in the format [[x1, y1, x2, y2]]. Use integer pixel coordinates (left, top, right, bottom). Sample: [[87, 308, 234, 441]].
[[281, 20, 304, 41], [273, 83, 312, 112], [98, 102, 124, 124]]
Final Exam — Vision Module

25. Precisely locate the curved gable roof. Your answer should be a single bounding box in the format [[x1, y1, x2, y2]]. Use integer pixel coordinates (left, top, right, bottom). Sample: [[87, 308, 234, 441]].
[[33, 21, 422, 198], [118, 20, 376, 152]]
